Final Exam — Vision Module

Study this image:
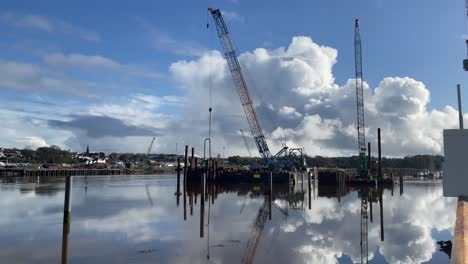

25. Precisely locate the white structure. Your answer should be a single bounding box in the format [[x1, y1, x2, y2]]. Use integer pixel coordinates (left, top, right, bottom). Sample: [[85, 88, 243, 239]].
[[443, 129, 468, 197]]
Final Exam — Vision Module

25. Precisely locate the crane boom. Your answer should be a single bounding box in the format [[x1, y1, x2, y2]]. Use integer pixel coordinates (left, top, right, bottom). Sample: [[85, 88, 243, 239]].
[[354, 19, 368, 178], [147, 137, 155, 156], [240, 129, 253, 157], [209, 8, 272, 159]]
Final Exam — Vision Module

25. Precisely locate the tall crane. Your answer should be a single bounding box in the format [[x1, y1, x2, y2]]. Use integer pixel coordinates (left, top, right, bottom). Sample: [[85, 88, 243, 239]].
[[355, 19, 369, 264], [354, 19, 368, 178], [147, 137, 156, 156], [464, 1, 468, 71], [208, 8, 272, 160], [240, 129, 253, 157]]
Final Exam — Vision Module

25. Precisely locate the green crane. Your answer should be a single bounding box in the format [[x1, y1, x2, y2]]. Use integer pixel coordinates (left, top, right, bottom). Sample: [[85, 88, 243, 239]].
[[355, 19, 368, 179]]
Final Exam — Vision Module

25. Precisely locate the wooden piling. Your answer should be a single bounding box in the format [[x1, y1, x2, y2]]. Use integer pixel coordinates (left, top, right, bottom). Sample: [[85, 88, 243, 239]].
[[63, 176, 73, 225], [308, 182, 311, 210], [379, 190, 384, 242], [211, 184, 215, 205], [399, 175, 403, 195], [183, 152, 187, 221], [176, 158, 181, 206], [184, 145, 189, 180], [301, 172, 304, 192], [200, 173, 205, 238], [391, 172, 394, 196], [378, 128, 382, 179], [368, 142, 371, 172], [190, 191, 193, 216], [61, 175, 73, 264], [183, 185, 187, 221], [191, 147, 195, 172]]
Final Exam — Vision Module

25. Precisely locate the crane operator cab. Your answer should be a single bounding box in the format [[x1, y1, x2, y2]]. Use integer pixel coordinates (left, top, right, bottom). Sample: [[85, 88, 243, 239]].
[[464, 40, 468, 71]]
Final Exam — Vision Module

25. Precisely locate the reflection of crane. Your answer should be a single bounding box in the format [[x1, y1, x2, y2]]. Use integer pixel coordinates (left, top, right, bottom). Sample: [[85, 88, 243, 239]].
[[240, 129, 253, 157], [241, 196, 289, 264], [266, 202, 289, 253], [355, 19, 368, 178], [360, 191, 369, 264], [147, 137, 156, 156], [145, 185, 153, 207], [209, 8, 288, 161], [241, 198, 269, 264]]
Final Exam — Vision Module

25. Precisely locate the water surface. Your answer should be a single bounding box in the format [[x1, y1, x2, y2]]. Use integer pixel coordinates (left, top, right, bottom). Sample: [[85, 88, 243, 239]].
[[0, 175, 457, 263]]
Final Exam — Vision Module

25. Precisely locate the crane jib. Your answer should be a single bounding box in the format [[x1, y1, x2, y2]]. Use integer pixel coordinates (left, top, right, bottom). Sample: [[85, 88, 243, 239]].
[[209, 8, 272, 159], [355, 19, 368, 178]]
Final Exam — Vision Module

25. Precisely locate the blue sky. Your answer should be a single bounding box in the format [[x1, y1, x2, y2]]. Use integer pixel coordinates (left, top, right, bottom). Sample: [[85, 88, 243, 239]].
[[0, 0, 466, 155], [2, 0, 465, 105]]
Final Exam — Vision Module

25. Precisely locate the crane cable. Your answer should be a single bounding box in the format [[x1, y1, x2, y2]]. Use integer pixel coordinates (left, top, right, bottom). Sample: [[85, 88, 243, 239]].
[[207, 7, 214, 159], [238, 56, 287, 148], [205, 6, 212, 263], [234, 41, 287, 148], [465, 0, 468, 57], [465, 0, 468, 32]]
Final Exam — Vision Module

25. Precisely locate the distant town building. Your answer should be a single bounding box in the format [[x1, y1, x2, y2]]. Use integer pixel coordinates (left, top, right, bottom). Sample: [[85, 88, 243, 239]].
[[78, 145, 107, 165]]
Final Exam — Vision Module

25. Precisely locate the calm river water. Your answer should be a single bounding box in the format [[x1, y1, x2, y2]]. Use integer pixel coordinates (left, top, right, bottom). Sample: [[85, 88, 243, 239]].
[[0, 175, 458, 264]]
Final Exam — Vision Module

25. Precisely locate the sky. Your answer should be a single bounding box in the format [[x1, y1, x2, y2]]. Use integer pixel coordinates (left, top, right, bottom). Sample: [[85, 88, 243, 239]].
[[0, 0, 467, 157]]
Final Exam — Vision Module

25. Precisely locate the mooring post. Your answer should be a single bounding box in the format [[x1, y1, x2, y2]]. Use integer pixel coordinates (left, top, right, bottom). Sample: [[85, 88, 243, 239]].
[[399, 175, 403, 195], [190, 190, 194, 216], [184, 145, 189, 182], [301, 172, 304, 192], [379, 190, 384, 242], [458, 84, 464, 129], [63, 176, 73, 225], [308, 180, 311, 210], [183, 171, 187, 221], [378, 128, 382, 180], [211, 184, 215, 204], [191, 147, 195, 172], [390, 172, 394, 196], [176, 158, 181, 206], [368, 142, 371, 174], [61, 175, 73, 264], [206, 159, 210, 181], [200, 173, 205, 238], [212, 160, 215, 180]]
